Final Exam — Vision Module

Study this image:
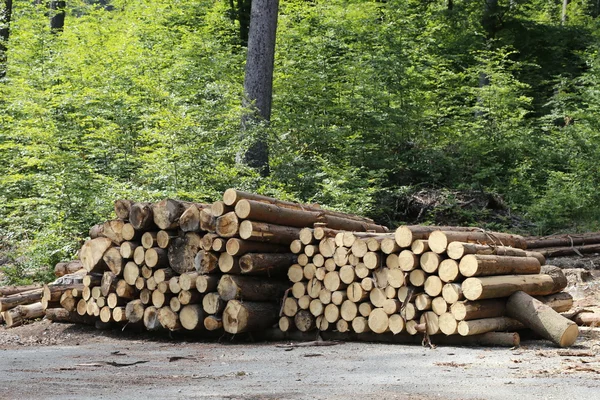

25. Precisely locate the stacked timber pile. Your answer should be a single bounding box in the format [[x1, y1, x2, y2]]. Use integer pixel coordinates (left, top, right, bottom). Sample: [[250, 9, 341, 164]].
[[59, 190, 387, 335], [282, 225, 580, 347]]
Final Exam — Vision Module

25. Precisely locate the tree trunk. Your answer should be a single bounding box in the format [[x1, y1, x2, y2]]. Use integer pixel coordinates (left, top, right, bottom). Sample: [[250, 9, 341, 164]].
[[202, 292, 226, 314], [153, 199, 193, 230], [217, 274, 288, 301], [216, 212, 240, 237], [458, 255, 541, 277], [79, 238, 112, 273], [129, 202, 156, 231], [179, 304, 206, 331], [0, 288, 43, 312], [49, 0, 65, 33], [223, 300, 279, 333], [0, 0, 13, 79], [114, 199, 133, 220], [196, 275, 220, 294], [428, 230, 526, 254], [506, 291, 578, 347], [447, 242, 530, 260], [45, 308, 96, 325], [457, 316, 523, 336], [225, 238, 288, 256], [239, 220, 301, 244], [239, 252, 296, 275], [394, 226, 478, 248], [167, 232, 202, 274], [125, 299, 145, 323], [0, 284, 41, 297], [241, 0, 279, 176], [3, 302, 44, 327], [54, 261, 83, 277], [524, 232, 600, 249], [103, 247, 124, 275]]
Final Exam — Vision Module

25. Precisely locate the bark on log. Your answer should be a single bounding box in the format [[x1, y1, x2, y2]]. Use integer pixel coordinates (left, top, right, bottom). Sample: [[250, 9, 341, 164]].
[[202, 292, 226, 314], [80, 238, 112, 273], [535, 243, 600, 258], [54, 261, 82, 277], [506, 291, 578, 347], [571, 312, 600, 327], [458, 255, 541, 277], [153, 268, 175, 284], [211, 200, 234, 217], [394, 226, 479, 248], [239, 253, 297, 275], [195, 250, 219, 274], [168, 233, 202, 274], [122, 223, 142, 241], [457, 317, 524, 336], [145, 247, 169, 268], [447, 242, 530, 260], [525, 232, 600, 249], [3, 302, 45, 327], [462, 267, 567, 301], [450, 299, 506, 321], [103, 247, 124, 275], [100, 272, 117, 297], [0, 288, 43, 312], [158, 306, 182, 331], [179, 304, 206, 330], [178, 289, 201, 305], [226, 238, 288, 256], [217, 275, 288, 301], [157, 230, 178, 249], [114, 199, 133, 220], [223, 300, 279, 334], [179, 204, 201, 232], [0, 284, 42, 297], [428, 230, 527, 254], [45, 308, 96, 325], [178, 272, 199, 291], [218, 253, 241, 274], [196, 275, 220, 294], [537, 292, 573, 313], [216, 212, 240, 238], [130, 202, 156, 231], [153, 199, 191, 230], [239, 220, 301, 245]]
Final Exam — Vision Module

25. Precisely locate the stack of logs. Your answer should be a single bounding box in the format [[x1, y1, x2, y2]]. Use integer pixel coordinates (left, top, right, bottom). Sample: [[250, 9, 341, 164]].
[[282, 226, 580, 347], [65, 189, 387, 335], [525, 232, 600, 258]]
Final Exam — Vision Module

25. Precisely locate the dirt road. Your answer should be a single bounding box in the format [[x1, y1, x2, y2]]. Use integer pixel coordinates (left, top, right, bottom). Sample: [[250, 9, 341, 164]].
[[0, 321, 599, 400]]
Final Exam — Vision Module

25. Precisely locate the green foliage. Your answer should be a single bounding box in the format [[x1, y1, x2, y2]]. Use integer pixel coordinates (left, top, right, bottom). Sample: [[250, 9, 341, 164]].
[[1, 0, 600, 283]]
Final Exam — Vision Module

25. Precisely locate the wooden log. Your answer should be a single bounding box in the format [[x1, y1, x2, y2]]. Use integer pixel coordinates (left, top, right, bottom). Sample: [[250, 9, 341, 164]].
[[151, 290, 171, 308], [168, 232, 202, 274], [211, 200, 233, 217], [89, 224, 104, 239], [457, 316, 523, 336], [0, 284, 42, 297], [298, 227, 315, 245], [201, 233, 219, 252], [180, 304, 206, 330], [350, 239, 369, 259], [100, 272, 117, 297], [141, 231, 158, 249], [168, 277, 181, 294], [217, 275, 288, 301], [535, 243, 600, 258], [336, 319, 350, 333], [451, 299, 506, 321], [424, 275, 443, 297], [112, 307, 127, 323], [431, 297, 448, 316], [178, 272, 199, 291], [411, 239, 430, 255], [99, 306, 113, 323], [226, 238, 288, 256], [279, 316, 295, 332], [458, 255, 541, 277], [45, 308, 96, 325], [212, 238, 227, 252], [239, 253, 296, 275], [572, 312, 600, 327], [442, 283, 464, 304], [223, 300, 279, 334], [291, 282, 306, 299], [145, 247, 169, 268], [394, 226, 479, 248], [3, 302, 45, 328], [524, 232, 600, 249], [125, 299, 145, 323], [385, 254, 399, 269], [294, 309, 316, 332], [115, 280, 136, 299], [121, 223, 142, 241], [107, 293, 126, 308], [398, 250, 419, 272], [200, 208, 217, 232], [0, 288, 43, 312], [239, 220, 302, 245], [447, 242, 530, 260], [462, 266, 568, 301], [333, 246, 349, 267], [303, 264, 317, 280], [420, 252, 442, 274], [204, 315, 224, 331], [80, 238, 112, 273], [216, 212, 240, 238], [537, 292, 573, 313], [438, 312, 458, 335], [202, 292, 226, 314], [318, 237, 336, 258], [120, 242, 139, 259], [130, 202, 156, 231], [428, 230, 527, 254], [123, 261, 140, 286], [114, 199, 133, 220], [59, 291, 77, 312], [195, 250, 219, 274], [54, 261, 82, 277], [363, 252, 381, 270], [157, 306, 182, 331], [368, 308, 390, 334], [178, 289, 201, 305], [506, 291, 578, 347], [143, 306, 163, 331], [415, 293, 432, 311], [180, 205, 201, 232], [420, 311, 441, 335], [157, 230, 178, 249], [438, 259, 461, 283], [90, 220, 124, 245], [152, 199, 190, 230], [309, 299, 324, 317], [409, 270, 427, 287], [133, 246, 146, 265], [196, 275, 219, 294], [101, 247, 123, 276], [76, 298, 88, 316]]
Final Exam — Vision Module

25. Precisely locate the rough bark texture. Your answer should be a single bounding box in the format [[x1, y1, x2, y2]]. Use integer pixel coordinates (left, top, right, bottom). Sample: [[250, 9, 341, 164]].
[[217, 274, 288, 302], [223, 300, 279, 334]]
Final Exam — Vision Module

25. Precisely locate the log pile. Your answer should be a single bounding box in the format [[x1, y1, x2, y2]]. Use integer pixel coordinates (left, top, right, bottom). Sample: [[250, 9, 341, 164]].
[[524, 232, 600, 258], [281, 225, 580, 347]]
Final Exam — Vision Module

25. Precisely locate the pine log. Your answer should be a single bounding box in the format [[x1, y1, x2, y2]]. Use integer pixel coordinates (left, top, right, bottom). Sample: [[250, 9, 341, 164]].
[[168, 277, 181, 294], [411, 239, 430, 255], [506, 291, 578, 347], [157, 230, 178, 249], [429, 230, 527, 254], [458, 255, 541, 277], [45, 308, 96, 325], [438, 259, 460, 283], [394, 226, 479, 248], [179, 204, 201, 232], [536, 292, 573, 313], [3, 302, 45, 328], [525, 232, 600, 249], [447, 242, 529, 260], [112, 307, 128, 323], [226, 238, 288, 256], [157, 306, 182, 331], [420, 252, 442, 274], [0, 284, 42, 297], [130, 202, 156, 230], [100, 272, 117, 297], [223, 300, 279, 334], [398, 250, 419, 272], [457, 317, 524, 336], [0, 288, 43, 312], [102, 247, 124, 275], [89, 224, 104, 239], [415, 293, 432, 311], [420, 311, 441, 335], [217, 275, 288, 301], [218, 253, 241, 274], [195, 250, 219, 274], [431, 297, 448, 316], [54, 261, 83, 277], [152, 268, 175, 284], [212, 238, 227, 252], [294, 309, 316, 332], [462, 266, 567, 301], [120, 242, 139, 259], [200, 208, 217, 232], [196, 275, 220, 294], [122, 223, 142, 241], [367, 308, 390, 334], [125, 299, 145, 323], [211, 200, 233, 217], [451, 299, 506, 321], [216, 212, 240, 237], [204, 315, 224, 331], [107, 293, 126, 308], [239, 253, 296, 275], [202, 292, 226, 314], [76, 298, 88, 316], [143, 306, 163, 331], [239, 220, 302, 245], [114, 199, 133, 220], [80, 238, 112, 273], [145, 247, 169, 268], [168, 232, 202, 274], [99, 306, 113, 323], [424, 275, 443, 297], [442, 283, 464, 304], [535, 243, 600, 258], [180, 304, 206, 330], [299, 228, 315, 245]]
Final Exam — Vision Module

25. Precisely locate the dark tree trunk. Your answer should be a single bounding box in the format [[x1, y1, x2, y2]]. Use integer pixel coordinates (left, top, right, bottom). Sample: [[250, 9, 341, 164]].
[[241, 0, 278, 177], [49, 0, 65, 33], [0, 0, 12, 79]]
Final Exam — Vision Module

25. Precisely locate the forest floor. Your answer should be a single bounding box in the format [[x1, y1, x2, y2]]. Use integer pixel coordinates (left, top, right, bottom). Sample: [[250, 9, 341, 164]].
[[0, 258, 599, 399]]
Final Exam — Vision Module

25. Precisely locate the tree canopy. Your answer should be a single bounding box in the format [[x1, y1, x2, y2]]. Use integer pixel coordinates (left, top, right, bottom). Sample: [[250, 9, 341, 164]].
[[1, 0, 600, 283]]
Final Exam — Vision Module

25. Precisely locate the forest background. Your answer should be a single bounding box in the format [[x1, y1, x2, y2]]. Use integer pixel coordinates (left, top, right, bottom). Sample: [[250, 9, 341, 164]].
[[1, 0, 600, 284]]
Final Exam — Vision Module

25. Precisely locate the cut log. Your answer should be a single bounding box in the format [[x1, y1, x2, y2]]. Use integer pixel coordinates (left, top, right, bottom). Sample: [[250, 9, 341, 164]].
[[99, 306, 113, 323], [462, 267, 568, 301], [196, 275, 220, 294], [193, 250, 219, 275], [309, 299, 324, 317], [537, 292, 573, 313], [424, 275, 443, 297], [141, 232, 158, 249], [200, 208, 217, 232], [168, 232, 202, 274], [122, 223, 142, 241], [0, 284, 42, 297], [411, 239, 430, 255], [120, 242, 139, 259], [535, 243, 600, 258], [125, 299, 145, 323], [395, 226, 479, 248], [179, 272, 199, 291], [178, 289, 201, 305], [420, 252, 442, 274], [363, 252, 381, 270], [398, 250, 419, 272], [168, 277, 181, 294], [572, 312, 600, 327], [459, 255, 541, 277], [217, 253, 240, 274], [59, 291, 77, 312], [107, 293, 126, 308], [438, 312, 458, 335], [524, 232, 600, 249], [114, 199, 133, 220], [420, 311, 441, 335], [239, 253, 296, 275], [80, 238, 112, 273], [211, 200, 233, 217], [336, 319, 350, 333], [506, 291, 578, 347], [153, 199, 191, 230], [217, 275, 288, 301], [157, 230, 178, 249], [428, 230, 527, 254], [180, 304, 206, 330], [318, 238, 336, 258], [294, 309, 316, 332], [45, 308, 96, 325], [438, 259, 461, 283], [0, 288, 43, 312], [223, 300, 279, 334], [123, 262, 140, 286], [415, 293, 432, 311], [54, 261, 82, 277], [130, 202, 156, 231], [151, 290, 171, 308], [180, 204, 201, 232], [226, 238, 288, 256], [409, 270, 427, 287], [112, 307, 128, 323], [204, 315, 224, 331], [3, 302, 45, 328], [431, 297, 448, 316], [115, 280, 136, 299], [102, 247, 124, 276], [368, 308, 390, 334], [157, 306, 182, 331], [442, 283, 464, 304], [133, 246, 146, 265], [145, 247, 169, 268], [143, 306, 163, 331], [451, 299, 506, 321], [457, 316, 523, 336], [202, 292, 226, 314], [447, 242, 529, 260], [212, 238, 227, 252], [239, 220, 302, 245], [216, 212, 240, 238], [100, 272, 118, 297]]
